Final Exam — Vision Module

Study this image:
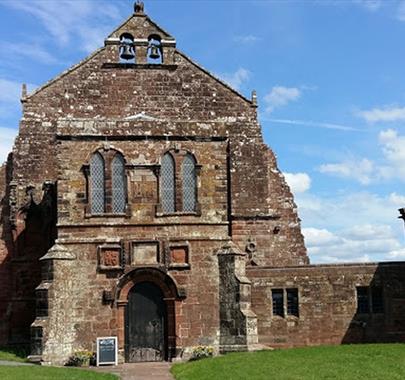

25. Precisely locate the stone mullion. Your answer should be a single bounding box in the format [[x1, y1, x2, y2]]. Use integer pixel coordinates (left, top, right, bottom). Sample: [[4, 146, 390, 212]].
[[104, 152, 113, 213], [175, 155, 184, 212], [194, 164, 202, 215]]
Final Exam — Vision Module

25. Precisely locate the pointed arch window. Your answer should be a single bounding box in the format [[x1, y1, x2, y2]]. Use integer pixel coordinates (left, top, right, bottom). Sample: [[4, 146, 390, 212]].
[[158, 150, 200, 215], [90, 152, 105, 214], [161, 152, 175, 213], [86, 149, 129, 216], [182, 154, 197, 212]]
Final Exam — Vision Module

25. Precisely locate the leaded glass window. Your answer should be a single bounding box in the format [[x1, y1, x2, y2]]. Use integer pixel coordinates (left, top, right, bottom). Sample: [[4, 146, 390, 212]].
[[272, 289, 284, 317], [286, 288, 299, 317], [112, 154, 126, 214], [356, 286, 369, 314], [182, 154, 196, 212], [90, 152, 105, 214], [161, 153, 175, 213]]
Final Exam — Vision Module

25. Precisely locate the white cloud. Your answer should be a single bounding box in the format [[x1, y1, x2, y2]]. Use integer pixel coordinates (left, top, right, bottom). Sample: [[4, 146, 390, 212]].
[[284, 172, 311, 194], [265, 118, 361, 132], [356, 105, 405, 123], [296, 190, 405, 263], [397, 1, 405, 21], [0, 78, 37, 119], [303, 224, 401, 264], [302, 227, 341, 247], [3, 0, 123, 53], [0, 78, 23, 103], [318, 129, 405, 184], [218, 68, 251, 91], [264, 86, 301, 113], [0, 127, 18, 164], [353, 0, 383, 12], [387, 248, 405, 259], [233, 35, 260, 44], [342, 224, 395, 241], [319, 158, 374, 185], [0, 42, 63, 65], [379, 129, 405, 178], [389, 192, 405, 205]]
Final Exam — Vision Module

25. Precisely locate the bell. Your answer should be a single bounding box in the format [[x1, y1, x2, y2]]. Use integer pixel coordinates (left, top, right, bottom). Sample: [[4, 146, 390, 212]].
[[120, 44, 135, 60], [149, 45, 160, 60]]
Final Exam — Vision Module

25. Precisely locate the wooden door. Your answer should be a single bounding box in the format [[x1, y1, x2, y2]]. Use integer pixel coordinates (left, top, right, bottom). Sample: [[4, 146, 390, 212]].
[[125, 282, 166, 362]]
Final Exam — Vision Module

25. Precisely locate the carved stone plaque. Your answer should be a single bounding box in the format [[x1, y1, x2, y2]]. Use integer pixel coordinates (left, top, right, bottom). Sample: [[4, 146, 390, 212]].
[[98, 244, 122, 270]]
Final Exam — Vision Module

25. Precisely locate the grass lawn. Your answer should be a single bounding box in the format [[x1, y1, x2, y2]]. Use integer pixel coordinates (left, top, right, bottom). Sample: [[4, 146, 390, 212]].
[[0, 366, 118, 380], [0, 347, 29, 363], [171, 344, 405, 380]]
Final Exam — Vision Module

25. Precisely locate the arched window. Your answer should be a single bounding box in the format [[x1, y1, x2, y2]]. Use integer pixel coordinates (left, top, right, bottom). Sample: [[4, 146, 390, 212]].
[[161, 153, 175, 213], [182, 154, 197, 212], [87, 149, 128, 215], [112, 153, 126, 214], [90, 152, 105, 214]]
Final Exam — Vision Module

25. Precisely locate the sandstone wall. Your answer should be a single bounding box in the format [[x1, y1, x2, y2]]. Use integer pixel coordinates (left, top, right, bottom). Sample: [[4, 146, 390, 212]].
[[0, 9, 308, 355], [248, 262, 405, 348]]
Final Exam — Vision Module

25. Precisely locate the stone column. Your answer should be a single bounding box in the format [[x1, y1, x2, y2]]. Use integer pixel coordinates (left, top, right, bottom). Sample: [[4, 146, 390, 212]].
[[29, 243, 78, 365], [217, 242, 258, 353]]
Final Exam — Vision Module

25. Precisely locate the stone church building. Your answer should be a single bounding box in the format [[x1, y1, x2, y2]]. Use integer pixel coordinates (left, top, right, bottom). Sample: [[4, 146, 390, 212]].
[[0, 2, 405, 365]]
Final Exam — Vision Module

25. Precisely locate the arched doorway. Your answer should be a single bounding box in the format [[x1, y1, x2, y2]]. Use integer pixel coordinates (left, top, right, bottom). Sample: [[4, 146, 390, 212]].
[[125, 282, 167, 362], [115, 267, 186, 362]]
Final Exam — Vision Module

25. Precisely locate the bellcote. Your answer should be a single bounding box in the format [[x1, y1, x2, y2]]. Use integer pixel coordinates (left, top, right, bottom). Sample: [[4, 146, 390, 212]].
[[104, 1, 176, 65]]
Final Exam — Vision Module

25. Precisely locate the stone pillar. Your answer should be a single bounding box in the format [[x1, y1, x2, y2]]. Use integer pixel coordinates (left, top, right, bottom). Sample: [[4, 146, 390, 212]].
[[29, 243, 77, 365], [217, 242, 258, 353]]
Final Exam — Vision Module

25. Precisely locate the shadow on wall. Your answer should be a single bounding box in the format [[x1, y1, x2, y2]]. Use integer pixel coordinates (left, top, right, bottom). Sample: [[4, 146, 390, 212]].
[[0, 154, 57, 346], [342, 263, 405, 344], [0, 153, 14, 345]]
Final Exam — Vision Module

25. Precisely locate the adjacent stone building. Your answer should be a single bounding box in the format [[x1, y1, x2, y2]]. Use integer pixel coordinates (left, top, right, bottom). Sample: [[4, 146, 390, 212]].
[[0, 2, 404, 365]]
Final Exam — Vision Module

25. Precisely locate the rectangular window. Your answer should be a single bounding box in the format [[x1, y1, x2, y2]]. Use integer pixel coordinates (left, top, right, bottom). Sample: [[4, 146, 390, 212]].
[[287, 288, 299, 317], [36, 289, 48, 317], [272, 289, 284, 317], [371, 287, 384, 314], [356, 286, 384, 314], [356, 286, 369, 314]]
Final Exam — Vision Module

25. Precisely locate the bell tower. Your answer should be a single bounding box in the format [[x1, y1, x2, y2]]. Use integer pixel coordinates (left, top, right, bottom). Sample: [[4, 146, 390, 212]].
[[104, 1, 177, 65]]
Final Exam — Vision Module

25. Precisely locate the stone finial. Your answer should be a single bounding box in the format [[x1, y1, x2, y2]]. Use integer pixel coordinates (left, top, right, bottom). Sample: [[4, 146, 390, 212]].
[[134, 1, 144, 14], [21, 83, 27, 99], [251, 90, 257, 106]]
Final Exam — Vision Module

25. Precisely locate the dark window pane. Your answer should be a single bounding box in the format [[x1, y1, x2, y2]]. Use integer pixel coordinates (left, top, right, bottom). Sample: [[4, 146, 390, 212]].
[[287, 288, 299, 317], [182, 154, 196, 212], [31, 327, 43, 355], [371, 287, 384, 313], [272, 289, 284, 317], [356, 286, 369, 314], [112, 154, 126, 214], [36, 290, 48, 317], [161, 153, 175, 213], [90, 152, 105, 214]]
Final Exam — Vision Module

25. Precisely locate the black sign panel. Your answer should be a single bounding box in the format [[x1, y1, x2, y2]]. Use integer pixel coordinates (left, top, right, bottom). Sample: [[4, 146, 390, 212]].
[[97, 336, 118, 366]]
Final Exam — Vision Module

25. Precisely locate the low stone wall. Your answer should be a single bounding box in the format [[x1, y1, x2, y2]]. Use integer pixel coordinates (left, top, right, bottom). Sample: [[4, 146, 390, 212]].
[[248, 262, 405, 348]]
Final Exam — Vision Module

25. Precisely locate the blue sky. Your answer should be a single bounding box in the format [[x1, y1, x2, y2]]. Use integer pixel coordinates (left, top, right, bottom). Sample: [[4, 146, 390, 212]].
[[1, 0, 405, 263]]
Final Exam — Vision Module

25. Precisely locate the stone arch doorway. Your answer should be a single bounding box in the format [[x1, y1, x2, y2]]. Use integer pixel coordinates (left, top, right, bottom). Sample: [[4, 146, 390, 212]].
[[115, 268, 186, 362], [125, 281, 166, 362]]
